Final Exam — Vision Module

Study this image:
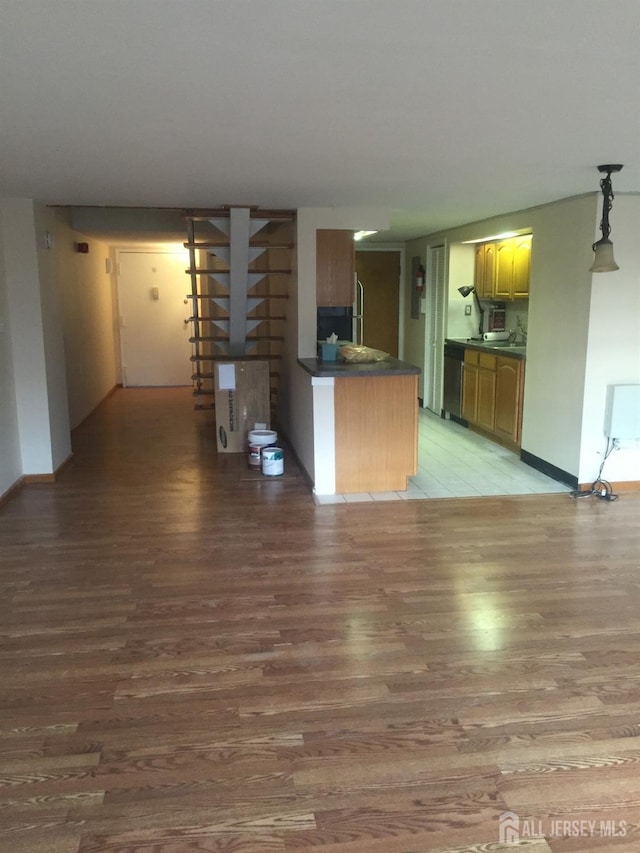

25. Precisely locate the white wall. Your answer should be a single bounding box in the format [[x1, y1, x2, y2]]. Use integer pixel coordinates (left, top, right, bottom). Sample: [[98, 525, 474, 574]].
[[579, 195, 640, 484], [403, 236, 427, 399], [0, 199, 71, 475], [447, 242, 476, 339], [523, 195, 595, 477], [404, 194, 604, 480], [0, 214, 21, 497], [54, 211, 119, 427]]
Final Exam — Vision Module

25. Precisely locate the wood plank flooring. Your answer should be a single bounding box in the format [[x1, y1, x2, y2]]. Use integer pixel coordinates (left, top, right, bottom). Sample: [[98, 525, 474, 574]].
[[1, 387, 640, 851]]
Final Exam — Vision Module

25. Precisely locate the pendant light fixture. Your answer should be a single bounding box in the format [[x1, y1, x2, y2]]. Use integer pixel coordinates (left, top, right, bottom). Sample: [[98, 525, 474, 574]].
[[590, 164, 623, 273]]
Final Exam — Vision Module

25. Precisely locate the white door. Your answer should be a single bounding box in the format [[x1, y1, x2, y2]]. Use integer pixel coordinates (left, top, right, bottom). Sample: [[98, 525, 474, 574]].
[[118, 250, 192, 386]]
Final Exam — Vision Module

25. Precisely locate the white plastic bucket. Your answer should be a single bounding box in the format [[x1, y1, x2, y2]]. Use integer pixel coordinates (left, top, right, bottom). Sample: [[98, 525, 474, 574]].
[[248, 429, 277, 448], [261, 446, 284, 477]]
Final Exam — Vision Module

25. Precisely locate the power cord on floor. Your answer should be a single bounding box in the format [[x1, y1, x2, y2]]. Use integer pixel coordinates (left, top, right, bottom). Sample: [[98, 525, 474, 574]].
[[571, 438, 620, 501]]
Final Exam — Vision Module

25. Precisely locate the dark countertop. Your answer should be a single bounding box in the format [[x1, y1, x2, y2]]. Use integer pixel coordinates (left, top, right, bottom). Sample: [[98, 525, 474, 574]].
[[445, 338, 526, 359], [298, 356, 421, 378]]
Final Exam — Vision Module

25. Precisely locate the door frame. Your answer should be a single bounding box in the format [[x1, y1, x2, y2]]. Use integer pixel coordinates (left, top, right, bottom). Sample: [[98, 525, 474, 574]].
[[115, 245, 191, 387], [423, 243, 448, 414], [354, 246, 405, 358]]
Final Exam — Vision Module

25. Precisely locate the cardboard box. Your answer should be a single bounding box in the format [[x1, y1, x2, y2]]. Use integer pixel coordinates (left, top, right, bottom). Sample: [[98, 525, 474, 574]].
[[214, 360, 270, 452]]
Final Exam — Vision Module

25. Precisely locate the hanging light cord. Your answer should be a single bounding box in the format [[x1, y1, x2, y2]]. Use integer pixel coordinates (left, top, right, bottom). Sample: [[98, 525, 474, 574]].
[[571, 438, 620, 501]]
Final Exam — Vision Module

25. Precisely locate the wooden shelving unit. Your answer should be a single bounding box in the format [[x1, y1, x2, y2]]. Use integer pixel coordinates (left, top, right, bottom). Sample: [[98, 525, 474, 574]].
[[183, 208, 295, 412]]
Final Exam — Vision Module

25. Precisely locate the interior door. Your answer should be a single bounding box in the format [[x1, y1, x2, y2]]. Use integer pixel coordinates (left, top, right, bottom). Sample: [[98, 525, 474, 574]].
[[117, 250, 192, 386], [355, 250, 400, 357]]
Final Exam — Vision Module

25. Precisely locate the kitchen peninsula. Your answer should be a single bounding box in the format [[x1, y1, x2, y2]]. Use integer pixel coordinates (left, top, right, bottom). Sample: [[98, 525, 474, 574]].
[[298, 356, 420, 495]]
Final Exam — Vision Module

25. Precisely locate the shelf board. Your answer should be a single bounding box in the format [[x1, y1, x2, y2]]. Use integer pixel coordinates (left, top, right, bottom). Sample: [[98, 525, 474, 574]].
[[185, 268, 292, 276], [191, 354, 282, 362], [185, 293, 289, 299], [184, 242, 294, 250], [190, 335, 284, 343]]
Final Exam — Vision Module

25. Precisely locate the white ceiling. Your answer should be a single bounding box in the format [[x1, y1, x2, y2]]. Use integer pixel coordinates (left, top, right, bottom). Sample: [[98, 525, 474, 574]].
[[1, 0, 639, 240]]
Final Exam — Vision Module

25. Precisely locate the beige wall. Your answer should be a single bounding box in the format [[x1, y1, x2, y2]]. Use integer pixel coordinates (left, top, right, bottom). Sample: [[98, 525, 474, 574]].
[[54, 211, 119, 429], [403, 193, 640, 482]]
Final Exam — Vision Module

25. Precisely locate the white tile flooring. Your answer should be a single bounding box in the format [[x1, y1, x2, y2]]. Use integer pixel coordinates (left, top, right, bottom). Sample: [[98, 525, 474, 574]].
[[315, 408, 572, 504]]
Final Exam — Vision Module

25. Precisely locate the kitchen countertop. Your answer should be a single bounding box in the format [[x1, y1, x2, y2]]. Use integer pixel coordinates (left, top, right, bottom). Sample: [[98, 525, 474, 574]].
[[445, 338, 526, 359], [298, 356, 421, 378]]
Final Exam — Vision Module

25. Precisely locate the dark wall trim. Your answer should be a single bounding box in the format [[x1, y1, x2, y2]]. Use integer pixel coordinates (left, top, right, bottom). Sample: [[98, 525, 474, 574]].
[[520, 449, 578, 489]]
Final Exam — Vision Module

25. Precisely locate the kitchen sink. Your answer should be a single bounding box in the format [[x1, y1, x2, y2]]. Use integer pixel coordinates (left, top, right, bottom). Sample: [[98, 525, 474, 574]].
[[472, 340, 526, 354]]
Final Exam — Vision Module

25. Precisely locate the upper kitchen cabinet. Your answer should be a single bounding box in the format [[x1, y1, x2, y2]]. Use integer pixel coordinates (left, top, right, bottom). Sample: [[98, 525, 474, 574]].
[[316, 229, 355, 306], [494, 235, 532, 300], [512, 235, 532, 299], [474, 242, 496, 299]]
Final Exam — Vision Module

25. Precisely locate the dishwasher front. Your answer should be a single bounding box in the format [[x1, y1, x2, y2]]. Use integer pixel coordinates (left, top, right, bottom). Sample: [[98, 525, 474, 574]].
[[443, 342, 465, 420]]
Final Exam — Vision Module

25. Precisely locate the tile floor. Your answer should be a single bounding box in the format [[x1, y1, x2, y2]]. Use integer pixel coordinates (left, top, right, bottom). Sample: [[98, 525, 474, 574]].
[[315, 408, 572, 504]]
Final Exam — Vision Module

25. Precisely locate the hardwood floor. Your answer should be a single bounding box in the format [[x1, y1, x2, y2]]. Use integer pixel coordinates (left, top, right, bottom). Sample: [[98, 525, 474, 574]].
[[1, 387, 639, 852]]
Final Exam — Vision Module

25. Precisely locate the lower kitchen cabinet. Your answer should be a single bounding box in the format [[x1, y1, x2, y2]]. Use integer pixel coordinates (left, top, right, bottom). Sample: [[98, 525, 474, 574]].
[[477, 352, 497, 432], [462, 348, 524, 449], [334, 374, 418, 493], [495, 356, 524, 444]]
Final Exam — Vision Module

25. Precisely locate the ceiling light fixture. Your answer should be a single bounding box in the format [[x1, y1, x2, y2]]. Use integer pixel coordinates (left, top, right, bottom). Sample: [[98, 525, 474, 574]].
[[354, 230, 378, 241], [461, 232, 519, 244], [590, 164, 623, 273]]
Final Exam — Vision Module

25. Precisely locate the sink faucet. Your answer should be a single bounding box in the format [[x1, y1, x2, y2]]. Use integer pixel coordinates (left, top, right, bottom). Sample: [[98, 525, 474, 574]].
[[516, 315, 527, 344]]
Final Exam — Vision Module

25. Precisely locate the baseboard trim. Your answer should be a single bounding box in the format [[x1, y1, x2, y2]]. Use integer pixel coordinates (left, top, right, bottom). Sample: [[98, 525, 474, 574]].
[[0, 476, 24, 508], [23, 473, 56, 484], [578, 480, 640, 493], [275, 424, 314, 492], [22, 451, 75, 486], [54, 451, 74, 476], [520, 449, 578, 488], [72, 384, 120, 433], [468, 423, 519, 454]]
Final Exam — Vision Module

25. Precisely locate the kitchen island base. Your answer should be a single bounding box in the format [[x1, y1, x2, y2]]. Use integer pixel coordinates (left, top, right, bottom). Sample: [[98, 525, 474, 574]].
[[335, 375, 418, 493], [298, 357, 420, 495]]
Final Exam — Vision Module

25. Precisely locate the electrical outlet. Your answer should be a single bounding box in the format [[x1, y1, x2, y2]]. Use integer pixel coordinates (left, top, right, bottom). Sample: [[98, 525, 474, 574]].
[[464, 304, 472, 316]]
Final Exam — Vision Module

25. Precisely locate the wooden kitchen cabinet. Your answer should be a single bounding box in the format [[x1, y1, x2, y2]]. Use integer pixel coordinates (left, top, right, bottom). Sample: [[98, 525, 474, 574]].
[[462, 348, 524, 449], [316, 229, 355, 306], [476, 352, 497, 432], [334, 374, 418, 493], [462, 349, 479, 423], [495, 356, 524, 444], [512, 235, 532, 299], [474, 242, 496, 298], [494, 235, 532, 300]]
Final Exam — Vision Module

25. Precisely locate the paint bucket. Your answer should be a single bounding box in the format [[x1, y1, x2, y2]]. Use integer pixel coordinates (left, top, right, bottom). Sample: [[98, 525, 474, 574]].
[[261, 446, 284, 477], [248, 429, 277, 449], [248, 445, 262, 470]]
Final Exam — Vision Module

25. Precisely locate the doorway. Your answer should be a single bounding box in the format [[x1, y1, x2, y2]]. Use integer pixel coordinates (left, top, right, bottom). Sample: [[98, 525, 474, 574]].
[[424, 244, 446, 414], [117, 250, 192, 386], [355, 250, 401, 357]]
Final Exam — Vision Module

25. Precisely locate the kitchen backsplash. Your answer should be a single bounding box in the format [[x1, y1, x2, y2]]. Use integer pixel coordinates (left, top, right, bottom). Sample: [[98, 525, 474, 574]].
[[505, 301, 528, 337], [447, 296, 529, 341]]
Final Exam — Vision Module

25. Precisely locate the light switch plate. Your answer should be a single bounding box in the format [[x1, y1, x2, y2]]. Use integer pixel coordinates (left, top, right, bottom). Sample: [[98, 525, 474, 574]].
[[465, 304, 472, 315]]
